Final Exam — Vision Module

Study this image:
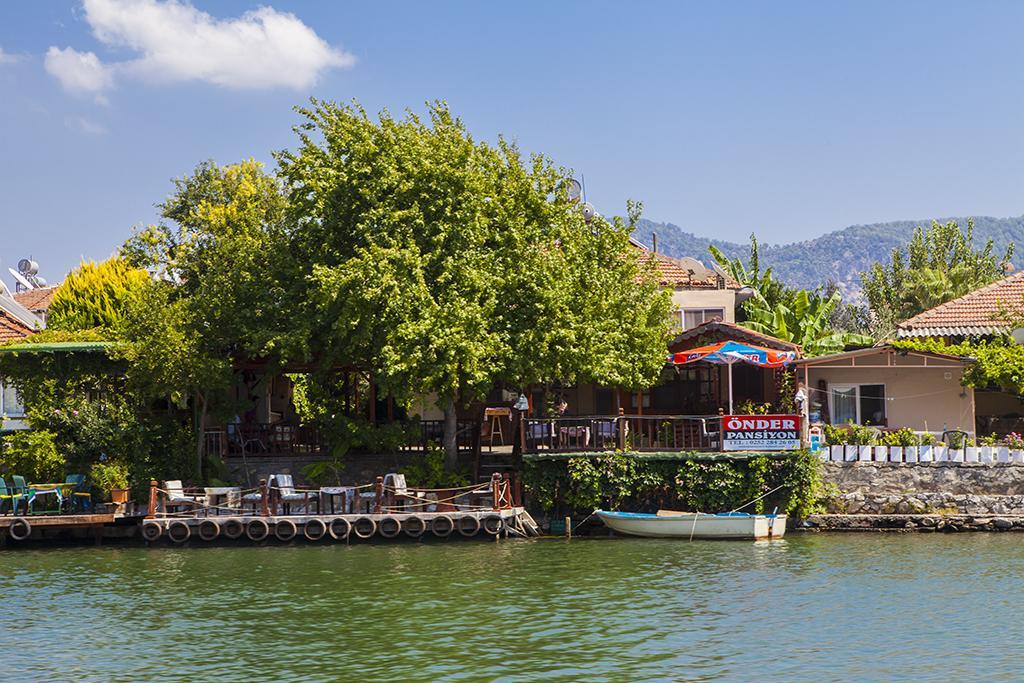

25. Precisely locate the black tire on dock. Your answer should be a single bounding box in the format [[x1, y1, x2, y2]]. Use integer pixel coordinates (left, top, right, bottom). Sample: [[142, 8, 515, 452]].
[[167, 520, 191, 544], [403, 515, 426, 538], [274, 519, 298, 542], [245, 518, 270, 542], [197, 519, 220, 542], [378, 516, 401, 538], [141, 520, 162, 542], [304, 518, 328, 541], [431, 515, 454, 538], [221, 518, 244, 540], [482, 514, 503, 535], [457, 515, 481, 537], [328, 517, 351, 540], [353, 517, 376, 539], [8, 517, 31, 541]]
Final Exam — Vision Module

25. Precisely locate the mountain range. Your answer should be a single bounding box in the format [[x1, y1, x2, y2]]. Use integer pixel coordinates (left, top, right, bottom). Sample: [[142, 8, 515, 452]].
[[634, 214, 1024, 299]]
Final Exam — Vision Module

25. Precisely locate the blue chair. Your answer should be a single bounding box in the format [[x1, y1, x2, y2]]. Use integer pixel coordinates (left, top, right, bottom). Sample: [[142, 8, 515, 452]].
[[0, 477, 26, 515], [65, 474, 93, 513]]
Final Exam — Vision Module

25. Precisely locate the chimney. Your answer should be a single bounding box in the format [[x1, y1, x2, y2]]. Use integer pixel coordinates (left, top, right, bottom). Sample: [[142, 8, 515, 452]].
[[652, 232, 658, 254]]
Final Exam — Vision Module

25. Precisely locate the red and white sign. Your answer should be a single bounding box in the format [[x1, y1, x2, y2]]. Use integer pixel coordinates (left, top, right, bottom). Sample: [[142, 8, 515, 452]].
[[721, 414, 802, 451]]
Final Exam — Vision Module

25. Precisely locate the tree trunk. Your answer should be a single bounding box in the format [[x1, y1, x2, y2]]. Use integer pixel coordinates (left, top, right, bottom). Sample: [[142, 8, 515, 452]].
[[195, 390, 208, 482], [443, 396, 459, 471]]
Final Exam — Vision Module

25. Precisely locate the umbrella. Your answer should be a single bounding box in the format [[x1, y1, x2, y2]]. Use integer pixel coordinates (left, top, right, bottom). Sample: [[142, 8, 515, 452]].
[[667, 340, 797, 413]]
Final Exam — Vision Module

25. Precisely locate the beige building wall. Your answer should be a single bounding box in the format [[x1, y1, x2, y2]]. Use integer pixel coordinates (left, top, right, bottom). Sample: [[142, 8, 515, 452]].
[[805, 365, 975, 436], [668, 288, 738, 328]]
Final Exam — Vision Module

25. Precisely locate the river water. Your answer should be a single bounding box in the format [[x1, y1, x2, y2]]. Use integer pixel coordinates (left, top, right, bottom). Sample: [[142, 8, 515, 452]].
[[3, 533, 1023, 681]]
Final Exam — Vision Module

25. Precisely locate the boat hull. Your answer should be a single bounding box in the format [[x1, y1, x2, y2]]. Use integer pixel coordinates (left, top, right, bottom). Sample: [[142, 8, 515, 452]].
[[596, 511, 786, 540]]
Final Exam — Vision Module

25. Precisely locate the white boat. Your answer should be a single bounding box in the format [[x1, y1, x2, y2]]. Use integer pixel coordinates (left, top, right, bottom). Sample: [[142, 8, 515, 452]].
[[596, 510, 786, 540]]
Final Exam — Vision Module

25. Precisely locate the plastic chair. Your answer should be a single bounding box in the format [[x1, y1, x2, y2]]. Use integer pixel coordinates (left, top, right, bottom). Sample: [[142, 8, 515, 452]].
[[65, 474, 93, 513], [0, 477, 26, 515]]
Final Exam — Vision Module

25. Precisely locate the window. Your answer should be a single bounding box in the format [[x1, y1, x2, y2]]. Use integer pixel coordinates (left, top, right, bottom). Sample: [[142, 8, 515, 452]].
[[682, 308, 725, 330], [829, 384, 885, 426], [1, 382, 24, 418]]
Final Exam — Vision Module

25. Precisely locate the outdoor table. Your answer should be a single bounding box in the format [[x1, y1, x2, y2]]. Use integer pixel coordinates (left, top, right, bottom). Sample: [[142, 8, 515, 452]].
[[203, 487, 241, 515], [320, 486, 356, 514], [28, 483, 75, 515]]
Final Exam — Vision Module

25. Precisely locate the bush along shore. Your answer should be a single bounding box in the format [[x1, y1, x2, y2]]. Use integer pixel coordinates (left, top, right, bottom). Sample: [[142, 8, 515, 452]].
[[521, 450, 828, 531]]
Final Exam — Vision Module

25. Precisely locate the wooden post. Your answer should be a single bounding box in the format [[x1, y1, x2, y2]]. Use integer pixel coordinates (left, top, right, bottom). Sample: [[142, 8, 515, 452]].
[[565, 516, 572, 539], [373, 476, 383, 514], [147, 480, 158, 519], [616, 408, 626, 451], [491, 472, 501, 511], [501, 472, 511, 509], [259, 479, 270, 517], [513, 474, 522, 507], [518, 411, 527, 454], [718, 407, 725, 452]]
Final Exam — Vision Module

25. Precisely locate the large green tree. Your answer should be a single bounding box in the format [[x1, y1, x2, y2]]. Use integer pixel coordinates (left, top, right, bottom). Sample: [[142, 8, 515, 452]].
[[278, 100, 670, 466], [862, 219, 1013, 331], [120, 159, 291, 476]]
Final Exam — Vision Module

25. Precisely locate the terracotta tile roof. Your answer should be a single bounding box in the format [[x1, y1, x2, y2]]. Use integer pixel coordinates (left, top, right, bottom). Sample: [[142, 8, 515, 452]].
[[668, 319, 802, 354], [896, 271, 1024, 338], [634, 245, 740, 289], [13, 285, 59, 313], [0, 309, 32, 342]]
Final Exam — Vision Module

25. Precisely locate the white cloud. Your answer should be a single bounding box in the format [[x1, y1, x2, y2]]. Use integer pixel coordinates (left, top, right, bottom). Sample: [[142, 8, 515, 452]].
[[45, 0, 354, 95], [45, 46, 115, 94], [65, 115, 107, 135], [0, 47, 23, 65]]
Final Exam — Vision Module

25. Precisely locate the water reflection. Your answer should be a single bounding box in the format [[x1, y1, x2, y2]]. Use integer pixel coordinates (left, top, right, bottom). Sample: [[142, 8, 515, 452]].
[[3, 535, 1024, 680]]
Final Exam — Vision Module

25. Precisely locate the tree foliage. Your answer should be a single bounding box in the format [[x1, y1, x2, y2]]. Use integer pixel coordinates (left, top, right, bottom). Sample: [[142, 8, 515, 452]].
[[743, 289, 873, 356], [862, 219, 1013, 332], [278, 100, 671, 465], [47, 257, 149, 333]]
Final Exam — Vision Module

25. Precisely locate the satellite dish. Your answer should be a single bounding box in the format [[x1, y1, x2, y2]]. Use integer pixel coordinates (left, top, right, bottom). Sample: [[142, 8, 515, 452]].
[[677, 257, 713, 280], [566, 179, 582, 203], [581, 202, 596, 222], [711, 262, 728, 278], [35, 277, 47, 287], [17, 259, 38, 276], [0, 279, 10, 297], [1012, 328, 1024, 345], [8, 267, 34, 291]]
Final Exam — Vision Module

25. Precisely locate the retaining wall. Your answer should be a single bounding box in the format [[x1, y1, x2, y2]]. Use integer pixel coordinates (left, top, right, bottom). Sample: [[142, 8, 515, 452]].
[[822, 462, 1024, 515]]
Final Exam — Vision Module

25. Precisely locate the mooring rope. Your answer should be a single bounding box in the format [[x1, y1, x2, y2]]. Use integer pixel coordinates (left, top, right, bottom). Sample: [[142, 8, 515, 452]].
[[728, 483, 789, 514]]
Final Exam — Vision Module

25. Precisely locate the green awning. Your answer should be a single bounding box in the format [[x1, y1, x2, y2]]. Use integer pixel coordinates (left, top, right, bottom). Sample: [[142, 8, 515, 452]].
[[0, 341, 116, 354]]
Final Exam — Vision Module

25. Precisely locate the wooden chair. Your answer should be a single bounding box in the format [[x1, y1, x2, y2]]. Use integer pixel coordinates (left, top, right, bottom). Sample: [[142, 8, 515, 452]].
[[163, 480, 207, 515]]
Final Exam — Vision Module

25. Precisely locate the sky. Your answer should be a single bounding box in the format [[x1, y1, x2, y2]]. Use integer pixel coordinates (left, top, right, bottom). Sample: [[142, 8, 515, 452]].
[[2, 0, 1024, 283]]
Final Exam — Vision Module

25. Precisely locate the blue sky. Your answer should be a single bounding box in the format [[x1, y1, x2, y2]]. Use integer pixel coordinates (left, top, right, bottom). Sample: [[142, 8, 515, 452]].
[[2, 1, 1024, 282]]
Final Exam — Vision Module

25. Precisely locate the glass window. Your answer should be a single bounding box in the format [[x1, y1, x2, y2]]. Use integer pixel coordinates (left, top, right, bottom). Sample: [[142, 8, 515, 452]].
[[682, 308, 725, 330], [2, 382, 24, 418], [830, 384, 886, 426]]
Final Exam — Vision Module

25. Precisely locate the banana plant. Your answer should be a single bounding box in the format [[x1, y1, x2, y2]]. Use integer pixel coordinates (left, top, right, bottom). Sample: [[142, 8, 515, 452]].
[[742, 289, 874, 356]]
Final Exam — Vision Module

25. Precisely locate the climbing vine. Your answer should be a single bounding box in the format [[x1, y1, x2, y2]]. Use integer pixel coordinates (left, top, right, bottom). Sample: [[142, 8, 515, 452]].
[[522, 450, 826, 519]]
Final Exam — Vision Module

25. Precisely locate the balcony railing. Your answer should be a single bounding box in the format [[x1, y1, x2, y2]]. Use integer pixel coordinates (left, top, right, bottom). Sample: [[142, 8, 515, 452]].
[[523, 415, 721, 453]]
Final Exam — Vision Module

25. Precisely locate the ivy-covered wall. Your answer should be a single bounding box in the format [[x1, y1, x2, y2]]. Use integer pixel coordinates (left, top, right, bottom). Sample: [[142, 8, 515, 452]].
[[522, 450, 826, 519]]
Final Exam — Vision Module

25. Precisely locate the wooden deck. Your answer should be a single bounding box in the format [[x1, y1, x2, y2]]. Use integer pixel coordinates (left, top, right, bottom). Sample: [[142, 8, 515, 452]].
[[0, 513, 114, 529]]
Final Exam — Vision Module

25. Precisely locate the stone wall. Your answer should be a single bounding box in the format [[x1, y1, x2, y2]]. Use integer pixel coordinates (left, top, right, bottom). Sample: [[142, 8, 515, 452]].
[[822, 462, 1024, 516], [224, 452, 428, 487]]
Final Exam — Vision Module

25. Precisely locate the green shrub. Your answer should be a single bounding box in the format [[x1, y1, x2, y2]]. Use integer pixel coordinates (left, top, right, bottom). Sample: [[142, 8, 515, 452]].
[[90, 460, 130, 494], [0, 430, 65, 482], [823, 422, 877, 445], [880, 428, 919, 447], [523, 450, 826, 520], [401, 445, 469, 489]]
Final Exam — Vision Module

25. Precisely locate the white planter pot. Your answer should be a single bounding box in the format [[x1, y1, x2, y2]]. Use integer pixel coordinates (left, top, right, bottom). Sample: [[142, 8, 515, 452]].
[[1013, 450, 1024, 464], [858, 445, 873, 461], [904, 446, 918, 463], [888, 446, 903, 463], [845, 445, 859, 461], [965, 447, 979, 463], [998, 447, 1010, 463], [980, 446, 994, 463], [919, 445, 933, 462], [934, 446, 948, 462], [830, 445, 844, 462], [948, 449, 964, 463]]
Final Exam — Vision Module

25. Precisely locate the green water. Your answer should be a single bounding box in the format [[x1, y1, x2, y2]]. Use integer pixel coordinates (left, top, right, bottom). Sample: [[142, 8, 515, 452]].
[[3, 534, 1024, 681]]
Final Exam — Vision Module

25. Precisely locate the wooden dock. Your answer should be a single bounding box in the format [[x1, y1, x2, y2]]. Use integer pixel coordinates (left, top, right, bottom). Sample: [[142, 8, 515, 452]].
[[0, 513, 116, 545]]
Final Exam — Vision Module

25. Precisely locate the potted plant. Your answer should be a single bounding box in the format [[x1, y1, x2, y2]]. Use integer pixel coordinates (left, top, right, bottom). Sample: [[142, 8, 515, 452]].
[[91, 461, 130, 506]]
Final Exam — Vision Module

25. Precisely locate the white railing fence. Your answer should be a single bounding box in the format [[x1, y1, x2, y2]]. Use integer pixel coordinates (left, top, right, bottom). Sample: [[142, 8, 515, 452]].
[[818, 445, 1024, 464]]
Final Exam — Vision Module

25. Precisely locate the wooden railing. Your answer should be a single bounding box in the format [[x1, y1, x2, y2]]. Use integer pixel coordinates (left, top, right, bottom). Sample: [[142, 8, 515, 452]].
[[523, 414, 720, 453], [407, 419, 479, 454]]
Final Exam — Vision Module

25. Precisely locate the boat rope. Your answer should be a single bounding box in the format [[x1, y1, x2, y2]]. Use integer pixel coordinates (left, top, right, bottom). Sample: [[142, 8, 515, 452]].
[[728, 483, 788, 514]]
